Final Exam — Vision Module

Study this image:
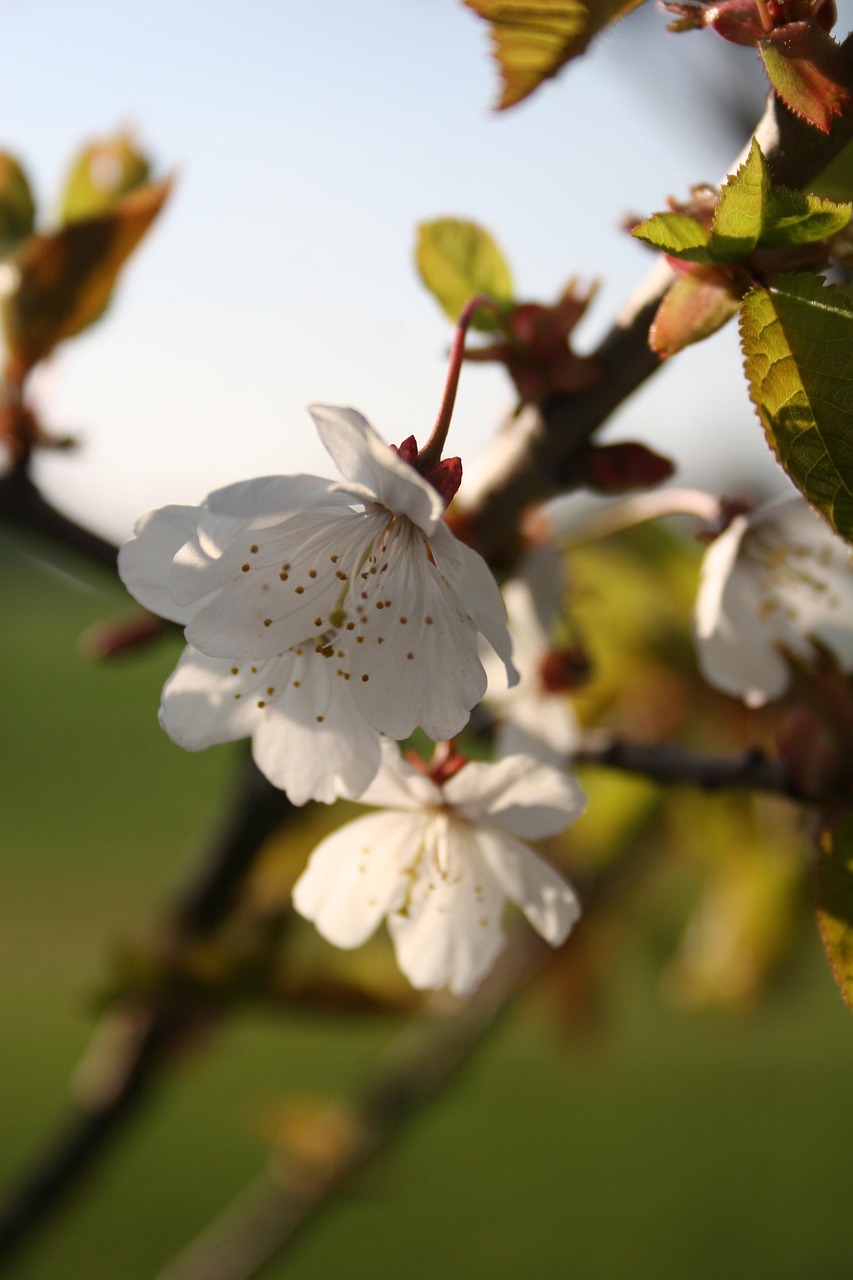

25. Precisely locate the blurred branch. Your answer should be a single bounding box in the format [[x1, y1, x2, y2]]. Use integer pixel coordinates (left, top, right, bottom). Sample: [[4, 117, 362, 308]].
[[155, 937, 549, 1280], [0, 466, 119, 572], [462, 88, 853, 569], [0, 758, 296, 1267], [574, 734, 810, 802]]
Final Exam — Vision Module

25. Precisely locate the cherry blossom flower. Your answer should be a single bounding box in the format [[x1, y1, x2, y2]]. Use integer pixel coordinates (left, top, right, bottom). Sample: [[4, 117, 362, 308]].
[[292, 741, 585, 996], [482, 547, 581, 762], [118, 405, 517, 802], [693, 497, 853, 706]]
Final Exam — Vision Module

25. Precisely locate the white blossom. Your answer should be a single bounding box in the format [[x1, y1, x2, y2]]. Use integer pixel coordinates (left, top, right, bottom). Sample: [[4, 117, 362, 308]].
[[292, 741, 585, 996], [483, 546, 580, 762], [118, 406, 517, 802], [693, 497, 853, 706]]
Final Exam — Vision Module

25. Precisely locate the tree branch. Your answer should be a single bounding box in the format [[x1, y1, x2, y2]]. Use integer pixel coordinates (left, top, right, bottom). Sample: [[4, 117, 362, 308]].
[[0, 757, 296, 1267], [573, 734, 811, 802]]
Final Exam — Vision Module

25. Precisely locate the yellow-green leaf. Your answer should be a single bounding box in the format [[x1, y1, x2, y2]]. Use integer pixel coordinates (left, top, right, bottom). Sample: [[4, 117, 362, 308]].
[[464, 0, 644, 109], [710, 140, 769, 262], [739, 272, 853, 543], [415, 218, 513, 331], [816, 811, 853, 1011], [60, 131, 151, 223], [2, 179, 171, 377], [631, 212, 712, 263], [0, 151, 36, 257], [812, 139, 853, 204]]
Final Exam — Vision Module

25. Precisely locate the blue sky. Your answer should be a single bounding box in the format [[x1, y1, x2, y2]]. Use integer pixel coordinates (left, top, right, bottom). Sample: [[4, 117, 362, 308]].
[[0, 0, 807, 538]]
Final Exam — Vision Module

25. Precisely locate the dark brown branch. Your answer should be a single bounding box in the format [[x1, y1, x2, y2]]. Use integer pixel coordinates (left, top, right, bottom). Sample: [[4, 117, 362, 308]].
[[0, 467, 119, 573], [573, 734, 810, 802], [0, 757, 296, 1267]]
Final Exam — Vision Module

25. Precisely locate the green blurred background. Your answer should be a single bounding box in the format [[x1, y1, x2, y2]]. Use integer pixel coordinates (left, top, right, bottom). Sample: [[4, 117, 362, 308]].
[[3, 526, 853, 1280]]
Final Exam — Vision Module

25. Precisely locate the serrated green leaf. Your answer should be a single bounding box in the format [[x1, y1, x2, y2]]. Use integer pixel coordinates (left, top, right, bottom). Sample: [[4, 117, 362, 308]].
[[2, 179, 171, 377], [464, 0, 645, 109], [760, 184, 851, 250], [816, 811, 853, 1011], [415, 218, 513, 331], [709, 139, 768, 262], [739, 272, 853, 542], [650, 274, 739, 358], [60, 132, 151, 223], [631, 212, 712, 263], [0, 152, 36, 257]]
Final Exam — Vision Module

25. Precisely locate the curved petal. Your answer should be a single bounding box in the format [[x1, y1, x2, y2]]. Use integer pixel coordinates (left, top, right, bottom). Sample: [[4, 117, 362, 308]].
[[309, 404, 444, 534], [445, 754, 587, 839], [206, 474, 341, 518], [251, 654, 381, 804], [159, 646, 276, 748], [475, 827, 580, 946], [357, 739, 443, 811], [388, 822, 506, 996], [185, 507, 376, 659], [347, 520, 487, 741], [292, 811, 413, 948], [118, 506, 206, 623], [495, 692, 580, 762], [430, 523, 518, 690]]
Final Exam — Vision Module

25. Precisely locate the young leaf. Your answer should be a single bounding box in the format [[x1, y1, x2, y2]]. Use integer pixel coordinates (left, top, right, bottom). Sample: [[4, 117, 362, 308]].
[[650, 273, 739, 357], [631, 212, 712, 263], [811, 139, 853, 204], [816, 811, 853, 1012], [759, 183, 851, 249], [0, 152, 36, 257], [2, 179, 171, 376], [759, 25, 853, 135], [415, 218, 513, 330], [709, 139, 768, 262], [60, 131, 151, 223], [464, 0, 644, 109], [739, 272, 853, 543]]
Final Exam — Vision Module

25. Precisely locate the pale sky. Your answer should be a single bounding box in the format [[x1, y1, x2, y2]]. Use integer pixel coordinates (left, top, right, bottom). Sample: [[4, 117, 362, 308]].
[[0, 0, 810, 541]]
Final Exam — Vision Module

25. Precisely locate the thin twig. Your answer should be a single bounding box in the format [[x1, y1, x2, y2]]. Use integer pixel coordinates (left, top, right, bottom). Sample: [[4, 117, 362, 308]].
[[573, 734, 810, 802]]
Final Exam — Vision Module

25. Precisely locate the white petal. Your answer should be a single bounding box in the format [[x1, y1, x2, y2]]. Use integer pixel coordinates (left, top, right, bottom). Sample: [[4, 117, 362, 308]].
[[388, 821, 506, 996], [495, 692, 580, 763], [444, 754, 587, 839], [185, 507, 375, 659], [251, 654, 381, 804], [475, 828, 580, 946], [357, 739, 443, 811], [292, 811, 414, 948], [309, 404, 444, 534], [118, 506, 206, 623], [159, 646, 275, 748], [430, 523, 519, 690], [206, 474, 341, 518], [347, 519, 488, 741]]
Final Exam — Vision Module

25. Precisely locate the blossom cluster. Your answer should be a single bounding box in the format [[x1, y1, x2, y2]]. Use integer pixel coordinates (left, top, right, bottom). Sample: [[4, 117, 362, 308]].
[[119, 404, 586, 994]]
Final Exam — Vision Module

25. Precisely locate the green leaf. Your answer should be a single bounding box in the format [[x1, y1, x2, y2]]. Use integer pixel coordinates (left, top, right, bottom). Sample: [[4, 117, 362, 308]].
[[415, 218, 513, 331], [811, 139, 853, 204], [464, 0, 645, 109], [739, 272, 853, 542], [631, 212, 712, 263], [60, 131, 151, 223], [650, 274, 739, 358], [816, 811, 853, 1011], [759, 183, 851, 250], [2, 179, 171, 377], [709, 139, 769, 262], [0, 152, 36, 257]]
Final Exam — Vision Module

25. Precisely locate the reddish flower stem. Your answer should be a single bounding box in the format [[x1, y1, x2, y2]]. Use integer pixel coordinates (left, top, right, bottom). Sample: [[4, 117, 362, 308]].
[[417, 295, 500, 473]]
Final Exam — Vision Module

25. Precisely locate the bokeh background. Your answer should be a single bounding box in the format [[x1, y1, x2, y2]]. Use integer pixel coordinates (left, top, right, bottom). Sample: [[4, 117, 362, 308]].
[[3, 3, 853, 1278]]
